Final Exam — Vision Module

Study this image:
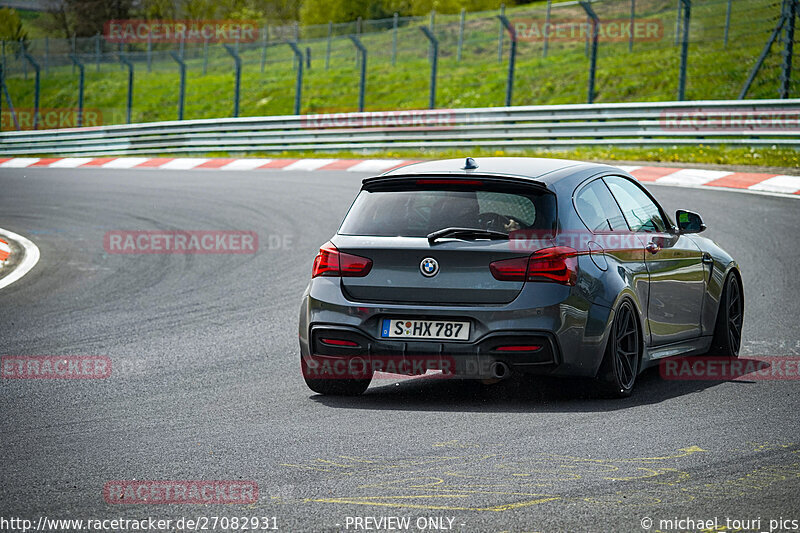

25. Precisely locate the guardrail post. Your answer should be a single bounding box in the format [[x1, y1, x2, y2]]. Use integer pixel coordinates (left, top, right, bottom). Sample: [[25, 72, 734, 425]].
[[723, 0, 732, 47], [169, 51, 186, 121], [349, 35, 367, 112], [287, 41, 303, 115], [457, 9, 465, 62], [0, 63, 19, 131], [392, 13, 398, 67], [677, 0, 691, 101], [119, 52, 134, 124], [497, 4, 505, 63], [498, 15, 517, 107], [543, 0, 552, 57], [420, 26, 438, 109], [629, 0, 636, 52], [326, 21, 333, 70], [21, 44, 41, 129], [223, 44, 242, 117], [779, 0, 797, 98], [69, 54, 85, 127], [261, 26, 268, 73], [580, 1, 599, 104]]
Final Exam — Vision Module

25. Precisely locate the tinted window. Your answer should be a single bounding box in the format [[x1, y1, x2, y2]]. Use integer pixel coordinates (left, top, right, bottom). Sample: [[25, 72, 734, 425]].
[[339, 188, 556, 237], [574, 179, 628, 232], [604, 176, 667, 233]]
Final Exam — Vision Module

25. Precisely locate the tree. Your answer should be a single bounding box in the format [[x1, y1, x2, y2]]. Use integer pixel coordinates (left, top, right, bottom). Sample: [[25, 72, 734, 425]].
[[0, 7, 29, 46]]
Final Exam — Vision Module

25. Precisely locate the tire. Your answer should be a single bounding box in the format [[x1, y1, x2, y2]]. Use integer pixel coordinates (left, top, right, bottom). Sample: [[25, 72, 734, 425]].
[[709, 273, 743, 358], [301, 355, 372, 396], [595, 299, 641, 398]]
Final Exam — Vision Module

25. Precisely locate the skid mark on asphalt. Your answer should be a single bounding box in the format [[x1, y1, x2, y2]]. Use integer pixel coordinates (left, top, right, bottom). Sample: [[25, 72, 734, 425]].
[[278, 441, 800, 513]]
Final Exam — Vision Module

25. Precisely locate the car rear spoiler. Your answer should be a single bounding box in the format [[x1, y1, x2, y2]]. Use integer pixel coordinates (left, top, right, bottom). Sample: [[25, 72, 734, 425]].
[[361, 173, 550, 191]]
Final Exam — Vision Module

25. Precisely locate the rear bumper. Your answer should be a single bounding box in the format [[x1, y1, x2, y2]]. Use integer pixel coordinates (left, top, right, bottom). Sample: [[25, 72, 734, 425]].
[[299, 277, 613, 379]]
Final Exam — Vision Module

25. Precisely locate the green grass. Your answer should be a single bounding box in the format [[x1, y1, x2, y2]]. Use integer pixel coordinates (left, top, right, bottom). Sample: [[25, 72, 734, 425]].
[[3, 0, 798, 168]]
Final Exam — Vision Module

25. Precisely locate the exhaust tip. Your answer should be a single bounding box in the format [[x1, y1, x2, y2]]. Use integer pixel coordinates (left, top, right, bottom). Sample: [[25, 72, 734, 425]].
[[490, 361, 510, 380]]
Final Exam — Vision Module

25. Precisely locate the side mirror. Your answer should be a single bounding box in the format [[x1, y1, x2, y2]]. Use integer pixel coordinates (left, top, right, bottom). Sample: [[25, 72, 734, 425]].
[[676, 209, 706, 234]]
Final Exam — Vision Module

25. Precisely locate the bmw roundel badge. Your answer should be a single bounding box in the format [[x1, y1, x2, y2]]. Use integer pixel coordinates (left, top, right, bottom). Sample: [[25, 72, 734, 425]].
[[420, 257, 439, 277]]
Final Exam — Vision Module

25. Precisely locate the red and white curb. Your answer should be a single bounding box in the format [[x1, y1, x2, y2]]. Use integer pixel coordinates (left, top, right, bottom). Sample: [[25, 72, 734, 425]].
[[1, 157, 799, 196], [0, 229, 40, 290]]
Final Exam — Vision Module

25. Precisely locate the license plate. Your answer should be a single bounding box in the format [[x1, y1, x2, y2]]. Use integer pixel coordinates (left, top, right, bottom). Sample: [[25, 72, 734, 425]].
[[380, 319, 470, 340]]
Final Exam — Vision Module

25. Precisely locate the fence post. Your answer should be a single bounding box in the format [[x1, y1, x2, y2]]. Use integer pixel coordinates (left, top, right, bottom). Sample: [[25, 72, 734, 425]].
[[678, 0, 691, 101], [21, 38, 27, 80], [1, 41, 5, 72], [44, 36, 48, 74], [0, 63, 20, 131], [306, 47, 311, 69], [498, 15, 517, 107], [223, 44, 242, 117], [169, 51, 186, 120], [203, 36, 209, 75], [497, 4, 505, 63], [119, 52, 134, 124], [326, 21, 333, 70], [457, 9, 465, 62], [723, 0, 732, 47], [146, 33, 152, 72], [543, 0, 552, 57], [674, 0, 682, 46], [779, 0, 796, 98], [287, 41, 303, 115], [739, 11, 786, 98], [21, 45, 41, 129], [95, 32, 101, 72], [428, 9, 435, 64], [420, 26, 438, 109], [355, 17, 362, 67], [629, 0, 636, 52], [261, 25, 268, 73], [392, 13, 398, 66], [580, 1, 599, 104], [69, 54, 85, 127], [349, 35, 367, 112]]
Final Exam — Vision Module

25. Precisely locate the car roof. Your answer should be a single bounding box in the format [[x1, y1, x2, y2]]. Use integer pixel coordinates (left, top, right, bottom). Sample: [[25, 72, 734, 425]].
[[376, 157, 618, 187]]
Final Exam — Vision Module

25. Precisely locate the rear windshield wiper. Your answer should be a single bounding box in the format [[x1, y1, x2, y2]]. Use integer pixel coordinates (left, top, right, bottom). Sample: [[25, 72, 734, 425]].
[[427, 227, 509, 244]]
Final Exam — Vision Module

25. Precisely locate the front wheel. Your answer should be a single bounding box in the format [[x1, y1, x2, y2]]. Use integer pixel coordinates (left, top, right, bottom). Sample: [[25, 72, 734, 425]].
[[709, 273, 743, 357], [596, 300, 641, 398]]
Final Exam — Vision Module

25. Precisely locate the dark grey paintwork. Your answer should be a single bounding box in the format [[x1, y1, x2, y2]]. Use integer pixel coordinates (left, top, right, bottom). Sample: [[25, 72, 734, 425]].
[[299, 157, 741, 382]]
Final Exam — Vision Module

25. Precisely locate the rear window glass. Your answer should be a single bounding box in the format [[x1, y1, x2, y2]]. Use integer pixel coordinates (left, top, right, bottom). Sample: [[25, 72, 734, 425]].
[[338, 188, 556, 237]]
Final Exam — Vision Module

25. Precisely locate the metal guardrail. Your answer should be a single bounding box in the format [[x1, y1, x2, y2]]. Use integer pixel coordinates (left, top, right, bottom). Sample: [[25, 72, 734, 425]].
[[1, 99, 798, 157]]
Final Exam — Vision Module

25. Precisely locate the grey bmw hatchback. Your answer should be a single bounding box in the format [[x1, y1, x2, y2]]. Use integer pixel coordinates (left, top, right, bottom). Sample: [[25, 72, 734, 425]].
[[298, 157, 743, 397]]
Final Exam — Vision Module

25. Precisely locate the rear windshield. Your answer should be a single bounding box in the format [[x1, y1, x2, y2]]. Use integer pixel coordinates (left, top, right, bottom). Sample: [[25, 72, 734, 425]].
[[339, 187, 556, 237]]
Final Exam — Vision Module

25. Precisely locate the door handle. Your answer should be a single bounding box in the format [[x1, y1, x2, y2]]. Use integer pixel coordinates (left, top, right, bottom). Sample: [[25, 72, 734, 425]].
[[646, 241, 661, 254], [702, 253, 714, 264]]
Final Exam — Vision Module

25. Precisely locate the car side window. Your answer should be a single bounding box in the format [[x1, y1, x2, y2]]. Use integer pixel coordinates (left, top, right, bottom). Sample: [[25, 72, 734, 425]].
[[604, 176, 667, 233], [574, 179, 628, 233]]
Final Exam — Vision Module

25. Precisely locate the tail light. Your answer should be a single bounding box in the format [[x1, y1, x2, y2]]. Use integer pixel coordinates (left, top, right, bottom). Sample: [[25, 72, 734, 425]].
[[312, 241, 373, 278], [320, 338, 360, 347], [490, 246, 578, 286], [495, 345, 542, 352]]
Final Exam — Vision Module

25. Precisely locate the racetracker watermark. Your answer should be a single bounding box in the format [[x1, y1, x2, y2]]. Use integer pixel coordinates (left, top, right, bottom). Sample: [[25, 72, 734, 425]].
[[104, 231, 258, 254], [303, 355, 457, 380], [2, 108, 102, 130], [512, 18, 663, 42], [104, 20, 259, 43], [660, 107, 800, 132], [103, 480, 259, 504], [2, 356, 111, 379], [660, 356, 800, 381], [509, 229, 645, 252], [301, 110, 456, 129]]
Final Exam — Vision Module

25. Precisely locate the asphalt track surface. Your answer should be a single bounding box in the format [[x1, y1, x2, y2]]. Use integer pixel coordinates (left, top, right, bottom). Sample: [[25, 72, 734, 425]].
[[1, 167, 799, 533]]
